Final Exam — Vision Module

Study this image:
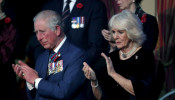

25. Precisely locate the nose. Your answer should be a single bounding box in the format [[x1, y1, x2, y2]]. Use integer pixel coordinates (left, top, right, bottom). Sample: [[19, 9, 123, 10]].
[[116, 0, 120, 3], [112, 32, 119, 40], [36, 32, 44, 41]]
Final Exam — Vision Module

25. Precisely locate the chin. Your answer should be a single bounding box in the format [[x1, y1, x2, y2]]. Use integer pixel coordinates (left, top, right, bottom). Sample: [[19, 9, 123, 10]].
[[116, 46, 122, 49], [120, 7, 124, 10], [42, 45, 49, 49]]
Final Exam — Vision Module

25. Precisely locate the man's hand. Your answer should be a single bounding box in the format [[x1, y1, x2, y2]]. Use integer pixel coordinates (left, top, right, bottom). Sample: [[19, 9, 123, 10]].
[[12, 60, 39, 85]]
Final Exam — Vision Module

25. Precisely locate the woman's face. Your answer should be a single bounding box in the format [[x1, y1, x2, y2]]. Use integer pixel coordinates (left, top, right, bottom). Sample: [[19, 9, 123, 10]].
[[111, 28, 130, 49], [116, 0, 133, 10]]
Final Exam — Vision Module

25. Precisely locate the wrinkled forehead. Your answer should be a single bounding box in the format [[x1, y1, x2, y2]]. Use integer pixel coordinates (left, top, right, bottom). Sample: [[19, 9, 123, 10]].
[[34, 20, 49, 29]]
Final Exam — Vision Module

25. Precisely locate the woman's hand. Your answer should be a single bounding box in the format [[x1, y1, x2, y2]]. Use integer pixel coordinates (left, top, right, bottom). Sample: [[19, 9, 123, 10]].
[[101, 52, 115, 76], [82, 62, 97, 81]]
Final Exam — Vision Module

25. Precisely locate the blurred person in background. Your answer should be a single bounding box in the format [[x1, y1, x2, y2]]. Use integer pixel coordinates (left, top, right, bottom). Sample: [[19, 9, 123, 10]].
[[0, 0, 18, 99]]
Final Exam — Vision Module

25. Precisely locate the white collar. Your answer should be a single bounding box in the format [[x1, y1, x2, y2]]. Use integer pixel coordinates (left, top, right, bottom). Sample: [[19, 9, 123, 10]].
[[54, 36, 67, 53], [63, 0, 76, 12], [64, 0, 76, 3]]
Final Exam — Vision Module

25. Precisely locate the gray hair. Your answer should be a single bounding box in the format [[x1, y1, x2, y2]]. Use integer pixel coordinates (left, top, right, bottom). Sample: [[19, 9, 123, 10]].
[[33, 10, 64, 32], [108, 10, 146, 46]]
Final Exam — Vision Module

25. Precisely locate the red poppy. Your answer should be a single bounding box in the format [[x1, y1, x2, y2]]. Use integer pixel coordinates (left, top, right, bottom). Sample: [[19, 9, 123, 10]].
[[4, 17, 11, 24], [141, 14, 147, 23], [76, 3, 83, 8]]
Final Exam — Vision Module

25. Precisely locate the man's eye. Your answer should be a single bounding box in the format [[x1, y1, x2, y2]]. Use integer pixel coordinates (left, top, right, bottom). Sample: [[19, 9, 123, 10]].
[[34, 31, 38, 34], [35, 30, 46, 34]]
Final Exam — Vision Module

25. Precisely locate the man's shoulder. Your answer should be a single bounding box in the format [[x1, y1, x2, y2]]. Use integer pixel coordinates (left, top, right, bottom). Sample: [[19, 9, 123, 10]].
[[62, 42, 87, 65], [69, 43, 86, 54]]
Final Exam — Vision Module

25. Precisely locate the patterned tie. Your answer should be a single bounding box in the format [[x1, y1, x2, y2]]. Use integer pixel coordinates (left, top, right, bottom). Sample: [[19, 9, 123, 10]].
[[48, 51, 61, 75], [62, 0, 71, 21]]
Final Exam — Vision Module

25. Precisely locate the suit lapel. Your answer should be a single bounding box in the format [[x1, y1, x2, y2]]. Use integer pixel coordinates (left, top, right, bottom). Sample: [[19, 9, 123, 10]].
[[41, 50, 50, 78], [70, 0, 85, 16], [57, 39, 70, 70], [58, 38, 69, 57], [59, 0, 64, 14]]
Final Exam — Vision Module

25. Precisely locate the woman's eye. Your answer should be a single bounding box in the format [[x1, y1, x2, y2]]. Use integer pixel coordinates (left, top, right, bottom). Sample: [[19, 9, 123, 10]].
[[118, 31, 124, 34], [112, 30, 115, 34]]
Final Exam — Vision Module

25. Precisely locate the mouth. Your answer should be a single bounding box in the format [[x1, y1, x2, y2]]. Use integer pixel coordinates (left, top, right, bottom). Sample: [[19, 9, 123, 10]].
[[116, 41, 122, 45], [41, 41, 47, 46], [117, 4, 120, 6]]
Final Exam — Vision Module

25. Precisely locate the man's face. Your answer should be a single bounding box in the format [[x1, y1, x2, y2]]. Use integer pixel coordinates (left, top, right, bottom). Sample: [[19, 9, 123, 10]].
[[34, 20, 58, 50]]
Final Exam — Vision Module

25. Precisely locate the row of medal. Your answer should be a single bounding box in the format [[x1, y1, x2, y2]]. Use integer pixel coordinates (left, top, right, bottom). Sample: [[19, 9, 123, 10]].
[[71, 16, 85, 29], [48, 60, 63, 75]]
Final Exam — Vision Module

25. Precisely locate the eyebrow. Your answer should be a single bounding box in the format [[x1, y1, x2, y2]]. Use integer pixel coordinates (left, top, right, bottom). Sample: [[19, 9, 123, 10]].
[[112, 29, 125, 31]]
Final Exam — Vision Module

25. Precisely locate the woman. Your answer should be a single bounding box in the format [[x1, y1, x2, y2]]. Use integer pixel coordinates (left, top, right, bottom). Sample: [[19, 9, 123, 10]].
[[0, 0, 18, 99], [83, 10, 156, 100], [102, 0, 159, 52]]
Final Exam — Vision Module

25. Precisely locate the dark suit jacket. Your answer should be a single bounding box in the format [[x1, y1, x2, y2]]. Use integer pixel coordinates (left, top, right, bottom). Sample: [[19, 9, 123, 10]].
[[42, 0, 109, 65], [26, 39, 93, 100]]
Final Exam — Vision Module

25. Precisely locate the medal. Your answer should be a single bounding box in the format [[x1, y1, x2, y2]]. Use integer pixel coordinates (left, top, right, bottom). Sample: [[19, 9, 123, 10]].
[[72, 24, 76, 29], [80, 16, 85, 28], [71, 17, 77, 29], [76, 17, 80, 29], [76, 24, 80, 28]]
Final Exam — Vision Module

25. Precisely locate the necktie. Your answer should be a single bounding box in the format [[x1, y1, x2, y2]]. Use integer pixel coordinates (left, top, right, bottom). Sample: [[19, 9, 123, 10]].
[[62, 0, 71, 21], [48, 51, 55, 62]]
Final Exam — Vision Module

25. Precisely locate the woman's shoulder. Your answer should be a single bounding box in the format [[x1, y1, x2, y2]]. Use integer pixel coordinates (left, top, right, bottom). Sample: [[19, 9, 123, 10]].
[[0, 16, 15, 29], [137, 8, 158, 24], [141, 11, 158, 24], [145, 13, 157, 23], [137, 48, 154, 58]]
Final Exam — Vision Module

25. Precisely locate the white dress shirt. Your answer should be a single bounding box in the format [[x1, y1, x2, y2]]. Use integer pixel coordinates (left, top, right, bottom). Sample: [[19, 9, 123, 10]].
[[63, 0, 76, 12]]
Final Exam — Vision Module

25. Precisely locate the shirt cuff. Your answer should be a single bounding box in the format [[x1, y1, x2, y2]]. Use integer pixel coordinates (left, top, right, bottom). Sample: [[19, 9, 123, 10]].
[[26, 82, 34, 90], [34, 78, 42, 89]]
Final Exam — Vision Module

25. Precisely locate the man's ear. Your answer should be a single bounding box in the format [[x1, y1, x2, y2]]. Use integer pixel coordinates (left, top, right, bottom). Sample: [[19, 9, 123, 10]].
[[55, 25, 61, 36]]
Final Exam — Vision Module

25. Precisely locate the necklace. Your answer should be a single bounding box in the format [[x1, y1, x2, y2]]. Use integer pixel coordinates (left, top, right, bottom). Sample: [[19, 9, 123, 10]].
[[120, 44, 137, 58]]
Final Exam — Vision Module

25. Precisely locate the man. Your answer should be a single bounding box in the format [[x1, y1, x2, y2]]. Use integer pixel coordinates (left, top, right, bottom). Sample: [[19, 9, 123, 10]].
[[12, 10, 92, 100], [42, 0, 109, 66]]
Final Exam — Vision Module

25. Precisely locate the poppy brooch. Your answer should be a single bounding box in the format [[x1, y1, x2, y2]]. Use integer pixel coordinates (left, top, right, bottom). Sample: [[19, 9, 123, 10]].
[[76, 3, 83, 8], [141, 14, 147, 23]]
